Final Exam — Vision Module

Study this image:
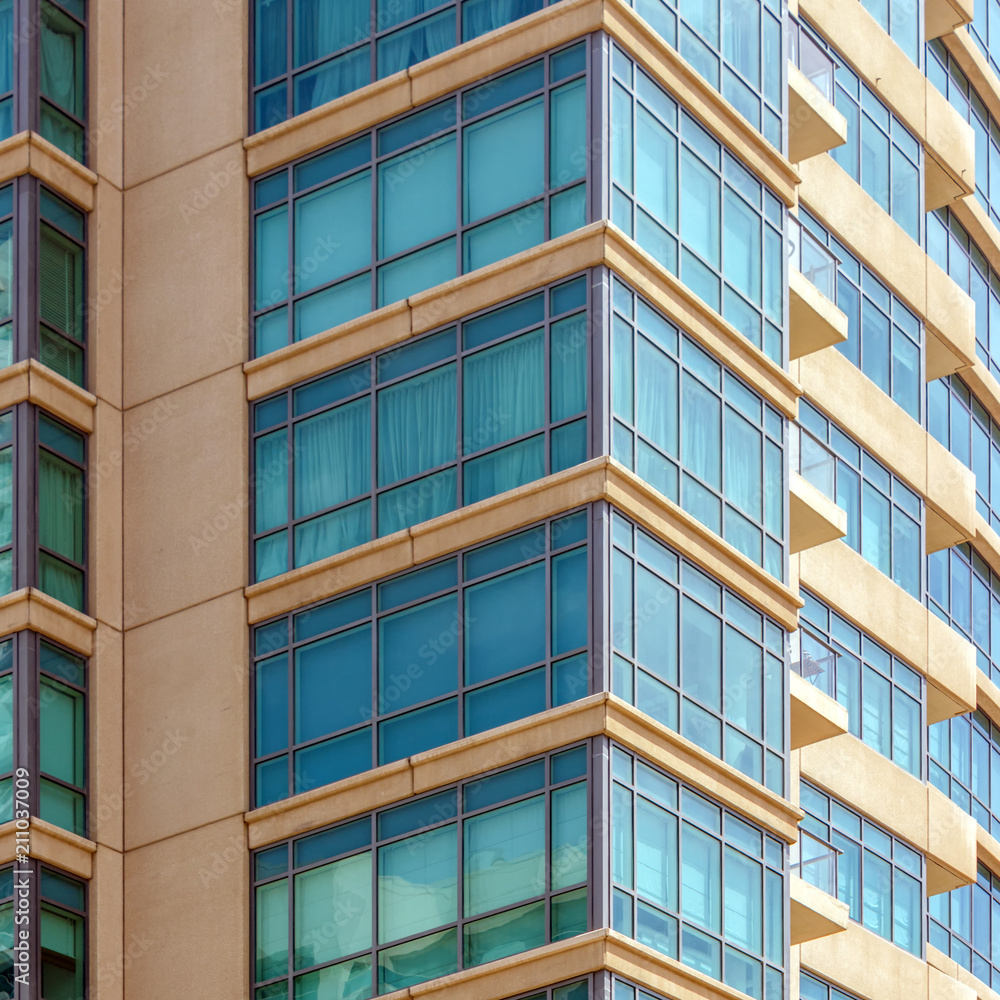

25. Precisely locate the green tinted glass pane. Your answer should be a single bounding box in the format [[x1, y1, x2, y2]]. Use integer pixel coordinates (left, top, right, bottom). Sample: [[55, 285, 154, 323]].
[[40, 676, 84, 785], [39, 553, 83, 611], [40, 902, 84, 1000], [377, 928, 457, 993], [40, 326, 84, 386], [294, 852, 371, 968], [40, 450, 84, 562], [551, 782, 587, 889], [39, 779, 85, 837], [551, 886, 588, 940], [256, 879, 288, 981], [0, 675, 9, 774], [294, 956, 372, 1000], [40, 223, 84, 340], [463, 899, 545, 966], [40, 1, 85, 118]]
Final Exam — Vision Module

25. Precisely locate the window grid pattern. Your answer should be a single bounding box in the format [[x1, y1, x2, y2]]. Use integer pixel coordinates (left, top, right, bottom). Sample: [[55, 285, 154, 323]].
[[610, 745, 785, 1000], [928, 709, 1000, 841], [800, 971, 865, 1000], [610, 277, 785, 578], [252, 746, 590, 999], [805, 24, 922, 242], [620, 0, 784, 147], [858, 0, 921, 64], [0, 861, 86, 1000], [799, 209, 923, 421], [929, 862, 1000, 991], [927, 543, 1000, 684], [252, 277, 589, 582], [252, 510, 589, 807], [252, 44, 588, 356], [250, 0, 558, 132], [609, 45, 786, 365], [926, 39, 1000, 232], [0, 0, 86, 163], [610, 511, 786, 796], [798, 588, 924, 778], [927, 207, 1000, 382], [0, 180, 87, 388], [927, 374, 1000, 534], [800, 781, 924, 955], [799, 399, 923, 599], [969, 0, 1000, 84]]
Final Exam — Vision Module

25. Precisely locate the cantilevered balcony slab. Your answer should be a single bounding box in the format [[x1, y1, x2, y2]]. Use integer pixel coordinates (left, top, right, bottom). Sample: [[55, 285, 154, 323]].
[[790, 471, 847, 555], [790, 875, 850, 945], [790, 670, 849, 750], [789, 268, 848, 361], [926, 0, 974, 39], [788, 64, 848, 164], [926, 84, 976, 211]]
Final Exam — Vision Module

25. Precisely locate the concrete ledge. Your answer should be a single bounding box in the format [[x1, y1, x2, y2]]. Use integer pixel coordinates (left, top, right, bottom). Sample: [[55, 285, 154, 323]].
[[788, 64, 848, 163], [798, 155, 975, 379], [244, 0, 799, 206], [789, 472, 846, 555], [960, 356, 1000, 429], [0, 588, 96, 656], [246, 692, 803, 850], [978, 823, 1000, 880], [790, 670, 849, 749], [927, 944, 992, 1000], [0, 817, 97, 878], [0, 131, 96, 212], [801, 920, 975, 1000], [790, 875, 850, 945], [246, 456, 803, 630], [926, 434, 977, 553], [926, 82, 976, 210], [951, 194, 1000, 279], [799, 735, 977, 894], [928, 0, 974, 39], [0, 359, 98, 433], [246, 222, 802, 421], [789, 268, 848, 361], [800, 542, 976, 723]]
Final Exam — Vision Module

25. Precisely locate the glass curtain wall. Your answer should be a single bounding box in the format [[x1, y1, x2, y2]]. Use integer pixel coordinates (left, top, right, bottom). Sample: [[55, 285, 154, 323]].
[[0, 0, 86, 162], [252, 44, 588, 354], [929, 862, 1000, 990], [0, 632, 86, 837]]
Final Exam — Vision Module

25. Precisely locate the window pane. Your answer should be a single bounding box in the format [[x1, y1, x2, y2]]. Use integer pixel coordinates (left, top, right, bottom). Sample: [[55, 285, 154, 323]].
[[295, 853, 371, 967]]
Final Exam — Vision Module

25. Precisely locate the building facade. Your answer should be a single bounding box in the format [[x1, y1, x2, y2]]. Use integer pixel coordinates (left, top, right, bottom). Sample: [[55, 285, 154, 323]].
[[0, 0, 997, 1000]]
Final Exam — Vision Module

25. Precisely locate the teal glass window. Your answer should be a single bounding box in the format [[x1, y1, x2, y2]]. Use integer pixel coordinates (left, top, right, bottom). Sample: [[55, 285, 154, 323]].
[[0, 410, 10, 594], [251, 0, 557, 131], [0, 863, 86, 1000], [0, 2, 10, 141], [800, 400, 923, 598], [929, 863, 1000, 988], [252, 747, 589, 997], [610, 46, 786, 365], [39, 189, 86, 387], [929, 710, 1000, 841], [927, 375, 1000, 534], [796, 589, 924, 777], [39, 0, 86, 161], [800, 781, 923, 955], [611, 746, 785, 999], [251, 511, 589, 806], [610, 278, 785, 579], [0, 184, 11, 369], [252, 278, 588, 580], [610, 512, 786, 795], [927, 544, 1000, 685], [252, 45, 587, 355], [0, 634, 85, 835], [804, 26, 922, 241], [620, 0, 783, 148], [39, 639, 86, 835], [927, 207, 1000, 385], [799, 209, 922, 421], [38, 412, 85, 611]]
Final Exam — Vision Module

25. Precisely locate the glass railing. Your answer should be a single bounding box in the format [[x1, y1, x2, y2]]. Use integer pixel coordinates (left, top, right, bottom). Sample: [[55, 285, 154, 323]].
[[788, 17, 836, 103], [790, 828, 841, 896], [788, 625, 839, 699], [788, 216, 839, 303], [789, 422, 837, 501]]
